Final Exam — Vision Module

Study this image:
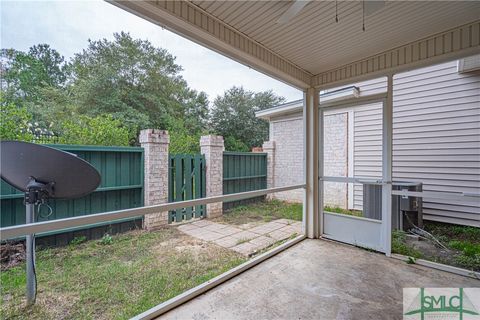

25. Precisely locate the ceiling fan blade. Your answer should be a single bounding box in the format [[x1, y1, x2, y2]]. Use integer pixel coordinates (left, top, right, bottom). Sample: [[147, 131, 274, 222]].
[[277, 1, 310, 24], [364, 1, 385, 16]]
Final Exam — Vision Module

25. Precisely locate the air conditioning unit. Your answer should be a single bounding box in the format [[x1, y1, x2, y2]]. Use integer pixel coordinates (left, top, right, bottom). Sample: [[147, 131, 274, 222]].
[[363, 182, 423, 231], [392, 182, 423, 231]]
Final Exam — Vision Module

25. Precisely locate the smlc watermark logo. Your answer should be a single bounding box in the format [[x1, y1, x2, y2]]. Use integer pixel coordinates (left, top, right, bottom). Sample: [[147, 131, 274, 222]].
[[404, 288, 480, 320]]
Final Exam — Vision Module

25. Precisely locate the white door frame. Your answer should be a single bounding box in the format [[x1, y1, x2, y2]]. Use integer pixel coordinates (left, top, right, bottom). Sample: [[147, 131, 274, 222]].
[[318, 84, 393, 255]]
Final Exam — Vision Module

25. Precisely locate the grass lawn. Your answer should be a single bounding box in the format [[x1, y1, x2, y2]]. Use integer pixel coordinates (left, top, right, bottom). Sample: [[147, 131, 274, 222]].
[[216, 200, 364, 224], [392, 222, 480, 271], [214, 199, 303, 225], [1, 228, 245, 320], [323, 206, 363, 217]]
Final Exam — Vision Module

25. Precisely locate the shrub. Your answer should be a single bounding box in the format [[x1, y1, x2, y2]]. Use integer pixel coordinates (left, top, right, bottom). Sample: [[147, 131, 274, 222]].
[[0, 102, 34, 141], [224, 136, 249, 152], [391, 230, 422, 259], [169, 129, 200, 154], [70, 236, 87, 246], [59, 115, 131, 146], [99, 233, 113, 245]]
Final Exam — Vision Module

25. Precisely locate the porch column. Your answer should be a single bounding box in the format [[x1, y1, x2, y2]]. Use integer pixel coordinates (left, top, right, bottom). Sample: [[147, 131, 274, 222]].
[[200, 135, 224, 218], [303, 88, 320, 238], [382, 75, 394, 256], [262, 141, 275, 199], [139, 129, 170, 230]]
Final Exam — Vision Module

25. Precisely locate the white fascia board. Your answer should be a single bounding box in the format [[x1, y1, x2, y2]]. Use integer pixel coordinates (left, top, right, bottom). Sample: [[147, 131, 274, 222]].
[[256, 100, 303, 120], [256, 86, 360, 120]]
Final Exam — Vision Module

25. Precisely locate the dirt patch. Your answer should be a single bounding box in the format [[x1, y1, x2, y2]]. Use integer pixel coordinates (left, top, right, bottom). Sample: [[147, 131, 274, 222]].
[[157, 235, 208, 255], [405, 237, 452, 264], [1, 242, 26, 270], [393, 222, 480, 272]]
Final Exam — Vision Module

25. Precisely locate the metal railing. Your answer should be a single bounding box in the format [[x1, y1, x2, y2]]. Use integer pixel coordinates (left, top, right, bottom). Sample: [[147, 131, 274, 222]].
[[0, 184, 305, 240]]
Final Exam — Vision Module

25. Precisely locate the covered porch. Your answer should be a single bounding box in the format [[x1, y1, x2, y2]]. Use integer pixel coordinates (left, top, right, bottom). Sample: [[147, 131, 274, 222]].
[[160, 239, 476, 320], [2, 1, 479, 319], [110, 1, 480, 318]]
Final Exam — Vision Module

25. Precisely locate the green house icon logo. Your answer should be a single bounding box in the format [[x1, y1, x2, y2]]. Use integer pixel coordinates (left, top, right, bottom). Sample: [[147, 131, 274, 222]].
[[404, 288, 479, 320]]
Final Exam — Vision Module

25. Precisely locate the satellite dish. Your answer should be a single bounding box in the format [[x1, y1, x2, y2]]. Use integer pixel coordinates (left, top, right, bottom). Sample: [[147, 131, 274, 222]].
[[0, 141, 100, 199], [0, 141, 101, 306]]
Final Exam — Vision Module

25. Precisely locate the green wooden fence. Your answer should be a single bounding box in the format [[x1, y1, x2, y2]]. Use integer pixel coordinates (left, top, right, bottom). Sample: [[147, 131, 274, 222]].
[[168, 154, 206, 223], [0, 144, 144, 245], [223, 151, 267, 209]]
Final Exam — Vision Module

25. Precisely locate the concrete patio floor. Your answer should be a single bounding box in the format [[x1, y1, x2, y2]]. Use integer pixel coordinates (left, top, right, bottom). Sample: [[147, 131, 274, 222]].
[[160, 239, 479, 320], [177, 219, 302, 256]]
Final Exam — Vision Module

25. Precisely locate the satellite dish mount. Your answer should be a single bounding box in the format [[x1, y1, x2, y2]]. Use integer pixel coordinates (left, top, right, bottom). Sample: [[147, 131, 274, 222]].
[[1, 141, 100, 306]]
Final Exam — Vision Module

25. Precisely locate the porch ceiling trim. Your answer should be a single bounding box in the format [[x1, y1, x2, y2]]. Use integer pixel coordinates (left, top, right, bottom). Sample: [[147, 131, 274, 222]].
[[312, 20, 480, 89], [109, 0, 313, 89]]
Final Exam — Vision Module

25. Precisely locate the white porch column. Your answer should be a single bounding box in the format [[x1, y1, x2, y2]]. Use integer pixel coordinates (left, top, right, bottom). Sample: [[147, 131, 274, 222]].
[[303, 88, 320, 239], [382, 75, 394, 256]]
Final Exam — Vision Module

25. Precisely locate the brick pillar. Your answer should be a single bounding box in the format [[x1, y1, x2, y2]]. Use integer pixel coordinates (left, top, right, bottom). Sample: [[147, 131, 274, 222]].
[[200, 135, 224, 218], [263, 141, 275, 200], [139, 129, 169, 230]]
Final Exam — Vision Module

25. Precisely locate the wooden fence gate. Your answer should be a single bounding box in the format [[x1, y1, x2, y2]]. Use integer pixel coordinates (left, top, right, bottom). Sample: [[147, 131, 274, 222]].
[[168, 154, 206, 223]]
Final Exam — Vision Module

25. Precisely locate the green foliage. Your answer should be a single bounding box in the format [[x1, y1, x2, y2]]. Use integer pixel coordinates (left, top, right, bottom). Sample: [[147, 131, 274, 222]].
[[1, 45, 68, 110], [2, 35, 285, 149], [210, 87, 284, 151], [58, 115, 131, 146], [224, 136, 249, 152], [324, 206, 363, 217], [99, 233, 113, 245], [168, 120, 202, 154], [448, 240, 480, 257], [426, 222, 480, 243], [407, 256, 416, 264], [448, 240, 480, 270], [70, 32, 208, 135], [454, 253, 480, 270], [70, 236, 87, 246], [218, 200, 302, 225], [1, 34, 210, 147], [1, 229, 245, 319], [425, 222, 480, 270], [391, 230, 423, 259], [0, 101, 34, 141], [169, 130, 200, 154]]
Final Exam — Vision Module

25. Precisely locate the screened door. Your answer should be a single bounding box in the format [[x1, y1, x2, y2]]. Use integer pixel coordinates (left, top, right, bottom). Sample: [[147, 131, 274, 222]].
[[319, 95, 391, 252]]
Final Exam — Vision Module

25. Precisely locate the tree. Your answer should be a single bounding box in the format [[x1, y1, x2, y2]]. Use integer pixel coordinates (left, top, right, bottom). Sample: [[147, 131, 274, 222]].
[[1, 45, 71, 129], [59, 115, 131, 146], [0, 99, 34, 141], [70, 32, 209, 137], [1, 45, 67, 101], [209, 87, 284, 151]]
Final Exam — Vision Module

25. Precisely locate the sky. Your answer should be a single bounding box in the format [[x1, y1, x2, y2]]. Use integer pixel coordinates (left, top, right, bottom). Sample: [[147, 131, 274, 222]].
[[1, 0, 302, 103]]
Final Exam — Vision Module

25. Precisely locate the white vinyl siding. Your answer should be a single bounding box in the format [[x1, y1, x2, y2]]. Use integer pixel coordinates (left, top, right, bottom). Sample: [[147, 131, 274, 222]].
[[351, 60, 480, 226], [391, 61, 480, 227], [353, 102, 383, 210], [267, 59, 480, 226]]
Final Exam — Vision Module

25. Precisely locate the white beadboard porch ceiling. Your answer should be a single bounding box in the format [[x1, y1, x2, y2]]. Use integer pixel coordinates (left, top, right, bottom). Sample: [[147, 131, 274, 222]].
[[191, 1, 480, 75]]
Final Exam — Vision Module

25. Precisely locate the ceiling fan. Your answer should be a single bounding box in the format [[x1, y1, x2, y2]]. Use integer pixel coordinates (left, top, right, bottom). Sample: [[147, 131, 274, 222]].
[[276, 0, 386, 25]]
